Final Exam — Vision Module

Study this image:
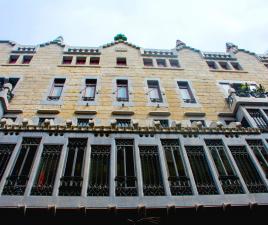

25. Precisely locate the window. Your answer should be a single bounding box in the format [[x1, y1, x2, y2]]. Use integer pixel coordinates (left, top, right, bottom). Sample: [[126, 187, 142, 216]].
[[265, 64, 268, 69], [177, 81, 196, 103], [2, 138, 41, 195], [116, 80, 129, 101], [31, 145, 62, 196], [82, 79, 97, 101], [218, 61, 231, 70], [206, 61, 217, 69], [143, 58, 153, 67], [205, 140, 244, 194], [116, 119, 131, 128], [88, 145, 111, 196], [38, 118, 54, 126], [229, 146, 267, 193], [76, 57, 86, 65], [139, 146, 165, 196], [77, 118, 90, 127], [156, 59, 166, 67], [22, 55, 33, 64], [190, 120, 206, 127], [59, 138, 87, 196], [185, 146, 218, 195], [247, 140, 268, 178], [47, 78, 65, 101], [90, 57, 100, 65], [241, 117, 250, 128], [247, 109, 268, 129], [161, 139, 192, 195], [62, 56, 72, 64], [147, 80, 163, 103], [231, 62, 242, 70], [115, 139, 137, 196], [9, 55, 19, 64], [169, 59, 180, 68], [0, 144, 16, 182], [117, 57, 127, 66], [154, 119, 169, 128]]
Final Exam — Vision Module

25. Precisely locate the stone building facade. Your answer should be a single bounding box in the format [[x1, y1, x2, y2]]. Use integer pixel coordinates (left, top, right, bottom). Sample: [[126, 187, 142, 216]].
[[0, 35, 268, 224]]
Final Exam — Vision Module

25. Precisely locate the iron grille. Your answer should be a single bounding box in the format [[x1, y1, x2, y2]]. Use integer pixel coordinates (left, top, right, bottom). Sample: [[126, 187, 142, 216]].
[[2, 138, 41, 195], [59, 138, 87, 196], [205, 140, 244, 194], [185, 146, 218, 195], [115, 139, 137, 196], [246, 140, 268, 178], [247, 109, 268, 129], [161, 139, 192, 195], [0, 144, 16, 182], [229, 146, 268, 193], [88, 145, 111, 196], [31, 145, 62, 195], [139, 146, 165, 196]]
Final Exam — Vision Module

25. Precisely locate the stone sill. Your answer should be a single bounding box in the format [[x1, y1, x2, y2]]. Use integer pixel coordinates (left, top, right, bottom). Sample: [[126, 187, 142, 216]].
[[74, 110, 97, 115], [37, 109, 60, 114], [184, 112, 206, 117], [58, 65, 100, 68], [209, 69, 248, 73], [143, 67, 184, 70], [111, 110, 134, 115], [114, 66, 129, 69], [148, 111, 171, 116], [1, 64, 30, 67]]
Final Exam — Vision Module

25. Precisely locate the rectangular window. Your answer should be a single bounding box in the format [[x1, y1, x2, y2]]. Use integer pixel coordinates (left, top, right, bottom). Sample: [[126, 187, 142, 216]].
[[116, 80, 129, 101], [22, 55, 33, 64], [116, 119, 131, 128], [38, 118, 54, 126], [9, 55, 19, 64], [206, 61, 217, 69], [3, 138, 41, 195], [0, 144, 16, 182], [247, 109, 268, 129], [82, 79, 97, 101], [62, 56, 73, 64], [139, 146, 165, 196], [88, 145, 111, 196], [161, 139, 192, 195], [218, 61, 231, 70], [156, 59, 166, 67], [115, 139, 137, 196], [76, 57, 86, 65], [31, 145, 62, 196], [229, 146, 267, 193], [185, 146, 218, 195], [77, 118, 90, 127], [59, 138, 87, 196], [147, 80, 163, 103], [169, 59, 180, 68], [177, 81, 196, 103], [90, 57, 100, 65], [143, 58, 153, 67], [247, 140, 268, 178], [231, 62, 242, 70], [117, 57, 127, 66], [47, 78, 65, 101], [155, 119, 169, 128], [205, 140, 244, 194]]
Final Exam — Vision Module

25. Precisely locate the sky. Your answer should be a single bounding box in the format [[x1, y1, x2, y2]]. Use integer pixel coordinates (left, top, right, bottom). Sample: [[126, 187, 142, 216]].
[[0, 0, 268, 53]]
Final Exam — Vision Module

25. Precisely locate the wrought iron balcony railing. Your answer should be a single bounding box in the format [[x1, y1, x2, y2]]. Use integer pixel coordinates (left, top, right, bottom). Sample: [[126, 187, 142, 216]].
[[115, 176, 138, 196], [219, 175, 244, 194], [168, 176, 192, 195], [58, 176, 83, 196], [2, 175, 29, 195]]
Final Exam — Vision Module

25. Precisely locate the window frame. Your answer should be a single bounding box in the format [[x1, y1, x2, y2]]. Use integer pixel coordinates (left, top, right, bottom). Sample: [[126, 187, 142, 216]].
[[47, 78, 66, 101], [176, 80, 198, 106]]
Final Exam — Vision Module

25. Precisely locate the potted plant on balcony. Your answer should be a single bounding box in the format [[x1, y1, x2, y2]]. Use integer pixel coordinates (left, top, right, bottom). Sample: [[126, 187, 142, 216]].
[[237, 83, 250, 97], [251, 84, 266, 98]]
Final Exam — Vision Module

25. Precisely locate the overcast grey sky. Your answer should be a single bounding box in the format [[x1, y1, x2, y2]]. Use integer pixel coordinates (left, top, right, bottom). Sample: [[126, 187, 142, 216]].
[[0, 0, 268, 53]]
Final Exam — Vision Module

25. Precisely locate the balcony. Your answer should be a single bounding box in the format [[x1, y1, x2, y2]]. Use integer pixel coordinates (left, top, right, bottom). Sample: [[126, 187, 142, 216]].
[[227, 86, 268, 113]]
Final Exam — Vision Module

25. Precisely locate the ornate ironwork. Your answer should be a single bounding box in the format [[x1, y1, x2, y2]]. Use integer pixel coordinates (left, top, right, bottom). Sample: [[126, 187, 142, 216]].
[[139, 146, 165, 196], [205, 139, 244, 194], [161, 139, 192, 195], [247, 109, 268, 129], [229, 145, 268, 193], [2, 138, 41, 195], [185, 146, 218, 195], [88, 145, 111, 196], [31, 145, 62, 196], [0, 144, 16, 182]]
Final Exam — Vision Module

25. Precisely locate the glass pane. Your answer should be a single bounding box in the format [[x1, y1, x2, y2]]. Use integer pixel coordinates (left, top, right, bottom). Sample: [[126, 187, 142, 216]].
[[149, 87, 160, 99], [165, 149, 176, 177], [180, 88, 191, 100], [117, 147, 124, 177], [118, 86, 127, 98], [51, 86, 63, 97], [85, 86, 95, 98]]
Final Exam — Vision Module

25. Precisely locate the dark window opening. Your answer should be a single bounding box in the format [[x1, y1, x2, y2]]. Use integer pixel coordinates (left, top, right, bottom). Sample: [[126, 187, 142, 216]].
[[231, 62, 242, 70], [156, 59, 166, 67], [190, 120, 206, 127], [62, 56, 72, 64], [115, 139, 137, 196], [88, 145, 111, 196], [161, 139, 192, 195], [77, 118, 90, 127], [9, 55, 19, 64], [116, 119, 131, 128], [76, 57, 86, 65], [31, 145, 62, 196], [116, 80, 129, 101], [147, 80, 163, 103], [22, 55, 33, 64], [117, 57, 127, 66], [247, 109, 268, 129], [2, 138, 41, 195], [205, 140, 244, 194], [206, 61, 217, 70], [47, 78, 65, 101], [185, 146, 218, 195], [139, 146, 165, 196], [265, 64, 268, 69], [218, 61, 231, 70], [169, 59, 180, 68], [82, 79, 97, 101], [90, 57, 100, 65], [0, 144, 16, 182], [59, 138, 87, 196], [38, 118, 54, 126], [241, 117, 250, 128], [155, 119, 169, 128], [177, 81, 196, 103], [143, 58, 153, 67]]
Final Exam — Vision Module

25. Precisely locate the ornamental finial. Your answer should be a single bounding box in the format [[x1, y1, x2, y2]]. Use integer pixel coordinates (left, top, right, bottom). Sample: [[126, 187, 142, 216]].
[[114, 34, 127, 41]]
